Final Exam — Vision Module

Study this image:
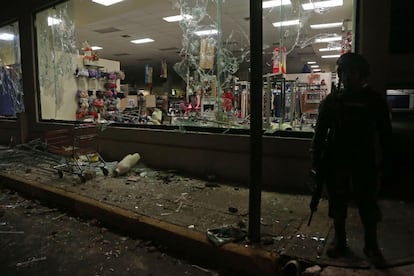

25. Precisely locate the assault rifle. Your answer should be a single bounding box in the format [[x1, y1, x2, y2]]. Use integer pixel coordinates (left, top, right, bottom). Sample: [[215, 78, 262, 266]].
[[307, 80, 341, 227], [307, 168, 324, 226]]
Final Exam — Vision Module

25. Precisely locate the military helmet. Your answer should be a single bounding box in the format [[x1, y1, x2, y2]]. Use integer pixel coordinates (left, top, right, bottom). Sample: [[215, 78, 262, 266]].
[[336, 52, 370, 79]]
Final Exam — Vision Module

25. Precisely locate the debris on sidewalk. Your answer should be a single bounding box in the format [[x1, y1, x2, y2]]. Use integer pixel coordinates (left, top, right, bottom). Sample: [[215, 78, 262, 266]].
[[206, 225, 247, 246], [192, 183, 206, 189], [192, 264, 215, 274], [303, 264, 322, 275], [113, 153, 140, 176], [205, 182, 220, 188], [157, 173, 174, 184], [126, 176, 140, 182], [174, 192, 189, 213], [228, 207, 238, 213], [0, 230, 24, 234], [16, 256, 47, 267], [2, 144, 413, 272]]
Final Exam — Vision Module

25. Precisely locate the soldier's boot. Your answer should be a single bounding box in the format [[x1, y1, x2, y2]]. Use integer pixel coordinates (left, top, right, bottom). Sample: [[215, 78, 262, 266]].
[[363, 224, 386, 267], [326, 219, 348, 258]]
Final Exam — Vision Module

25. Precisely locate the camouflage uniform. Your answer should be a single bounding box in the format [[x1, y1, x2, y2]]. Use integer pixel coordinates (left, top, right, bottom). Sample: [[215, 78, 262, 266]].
[[311, 53, 392, 264], [312, 86, 391, 224]]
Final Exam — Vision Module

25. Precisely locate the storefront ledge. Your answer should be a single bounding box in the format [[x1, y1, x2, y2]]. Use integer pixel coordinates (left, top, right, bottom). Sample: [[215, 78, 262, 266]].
[[0, 172, 281, 275], [0, 119, 19, 144], [107, 123, 315, 139], [98, 126, 312, 162]]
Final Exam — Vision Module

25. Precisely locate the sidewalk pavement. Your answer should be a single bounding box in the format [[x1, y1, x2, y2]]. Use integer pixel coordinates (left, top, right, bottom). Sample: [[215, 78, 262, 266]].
[[1, 145, 413, 275]]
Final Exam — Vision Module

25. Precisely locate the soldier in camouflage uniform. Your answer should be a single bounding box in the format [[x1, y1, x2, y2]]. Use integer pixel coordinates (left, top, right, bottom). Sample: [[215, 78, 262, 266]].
[[311, 53, 392, 266]]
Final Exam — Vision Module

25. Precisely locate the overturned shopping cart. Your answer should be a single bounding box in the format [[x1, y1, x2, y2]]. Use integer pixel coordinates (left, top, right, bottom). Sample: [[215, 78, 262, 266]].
[[45, 124, 108, 182]]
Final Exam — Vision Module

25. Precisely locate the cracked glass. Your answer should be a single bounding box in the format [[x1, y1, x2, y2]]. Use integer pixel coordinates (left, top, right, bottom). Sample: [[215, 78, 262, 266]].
[[35, 1, 77, 120], [33, 0, 353, 133], [0, 21, 24, 118]]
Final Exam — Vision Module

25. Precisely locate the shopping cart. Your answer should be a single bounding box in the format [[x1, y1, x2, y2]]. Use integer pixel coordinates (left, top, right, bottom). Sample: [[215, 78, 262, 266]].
[[45, 124, 108, 182]]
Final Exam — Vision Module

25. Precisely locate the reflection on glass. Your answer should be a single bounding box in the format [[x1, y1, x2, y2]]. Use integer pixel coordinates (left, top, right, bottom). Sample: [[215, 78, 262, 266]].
[[36, 1, 77, 120], [33, 0, 353, 134], [172, 0, 250, 128], [262, 0, 352, 133], [0, 22, 24, 118]]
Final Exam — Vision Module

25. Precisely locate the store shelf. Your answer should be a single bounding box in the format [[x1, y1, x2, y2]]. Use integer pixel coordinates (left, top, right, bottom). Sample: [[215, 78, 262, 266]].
[[306, 100, 321, 104], [83, 59, 104, 68], [298, 82, 326, 120]]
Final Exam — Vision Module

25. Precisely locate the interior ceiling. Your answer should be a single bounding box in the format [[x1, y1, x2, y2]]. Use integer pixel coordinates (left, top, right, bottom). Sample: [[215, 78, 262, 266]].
[[73, 0, 353, 75]]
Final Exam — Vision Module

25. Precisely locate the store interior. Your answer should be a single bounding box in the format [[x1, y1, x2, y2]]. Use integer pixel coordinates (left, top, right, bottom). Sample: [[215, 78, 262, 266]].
[[9, 0, 405, 132]]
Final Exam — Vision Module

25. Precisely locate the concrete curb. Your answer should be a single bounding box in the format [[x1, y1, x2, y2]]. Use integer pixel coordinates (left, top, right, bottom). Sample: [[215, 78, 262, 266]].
[[0, 173, 281, 275]]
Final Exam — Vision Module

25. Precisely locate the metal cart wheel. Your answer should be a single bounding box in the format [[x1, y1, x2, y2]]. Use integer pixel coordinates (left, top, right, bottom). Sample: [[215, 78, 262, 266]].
[[78, 174, 86, 183], [101, 167, 109, 176]]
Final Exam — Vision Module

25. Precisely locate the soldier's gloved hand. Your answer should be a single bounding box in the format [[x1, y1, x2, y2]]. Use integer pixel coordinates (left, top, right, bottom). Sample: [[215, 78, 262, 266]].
[[310, 162, 320, 180], [379, 159, 392, 186], [311, 154, 322, 173], [310, 168, 318, 177]]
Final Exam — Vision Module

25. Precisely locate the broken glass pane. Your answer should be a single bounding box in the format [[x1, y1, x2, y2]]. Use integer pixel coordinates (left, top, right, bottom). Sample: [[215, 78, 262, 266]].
[[36, 1, 77, 118], [173, 0, 250, 128], [0, 21, 24, 117]]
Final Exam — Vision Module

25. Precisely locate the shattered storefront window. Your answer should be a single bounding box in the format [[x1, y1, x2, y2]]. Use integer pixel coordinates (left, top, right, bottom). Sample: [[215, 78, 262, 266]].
[[31, 0, 353, 133], [172, 0, 250, 129], [261, 0, 353, 133], [35, 1, 77, 120], [172, 0, 353, 132], [0, 22, 24, 118]]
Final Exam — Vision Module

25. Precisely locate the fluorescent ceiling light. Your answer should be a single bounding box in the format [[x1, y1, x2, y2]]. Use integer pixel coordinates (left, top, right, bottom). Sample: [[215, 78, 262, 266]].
[[131, 38, 154, 44], [47, 16, 62, 26], [315, 36, 342, 43], [263, 0, 291, 9], [194, 29, 218, 36], [319, 46, 341, 52], [313, 69, 322, 72], [310, 22, 343, 29], [92, 0, 124, 6], [272, 19, 300, 27], [310, 65, 319, 68], [307, 61, 317, 64], [91, 46, 102, 50], [0, 33, 15, 41], [321, 54, 341, 58], [302, 0, 343, 10], [163, 14, 192, 22]]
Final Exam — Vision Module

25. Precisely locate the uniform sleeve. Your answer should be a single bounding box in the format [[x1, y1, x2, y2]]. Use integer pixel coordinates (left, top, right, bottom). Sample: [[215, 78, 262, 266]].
[[310, 96, 331, 171], [376, 95, 392, 166]]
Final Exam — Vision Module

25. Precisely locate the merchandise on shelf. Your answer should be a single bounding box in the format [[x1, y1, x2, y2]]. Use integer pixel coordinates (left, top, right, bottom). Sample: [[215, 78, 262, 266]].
[[74, 58, 125, 121]]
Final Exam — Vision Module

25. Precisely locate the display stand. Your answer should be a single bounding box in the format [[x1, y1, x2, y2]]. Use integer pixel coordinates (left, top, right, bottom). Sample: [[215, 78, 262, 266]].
[[263, 73, 297, 129], [74, 57, 122, 122], [298, 82, 327, 125], [263, 73, 283, 129], [284, 73, 331, 130], [233, 81, 250, 119]]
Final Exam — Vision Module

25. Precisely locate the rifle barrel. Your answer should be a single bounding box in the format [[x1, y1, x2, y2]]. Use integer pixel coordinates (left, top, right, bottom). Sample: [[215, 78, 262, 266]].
[[307, 211, 314, 226]]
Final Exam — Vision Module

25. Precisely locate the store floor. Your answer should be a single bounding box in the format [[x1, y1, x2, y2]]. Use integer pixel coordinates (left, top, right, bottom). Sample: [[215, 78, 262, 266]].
[[1, 145, 414, 275]]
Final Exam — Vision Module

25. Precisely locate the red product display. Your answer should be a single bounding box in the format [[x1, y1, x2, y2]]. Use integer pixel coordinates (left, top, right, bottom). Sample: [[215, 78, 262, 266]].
[[272, 47, 286, 74], [222, 90, 233, 112]]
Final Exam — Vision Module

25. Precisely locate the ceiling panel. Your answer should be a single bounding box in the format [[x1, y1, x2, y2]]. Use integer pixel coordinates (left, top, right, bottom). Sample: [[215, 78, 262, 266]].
[[71, 0, 353, 74]]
